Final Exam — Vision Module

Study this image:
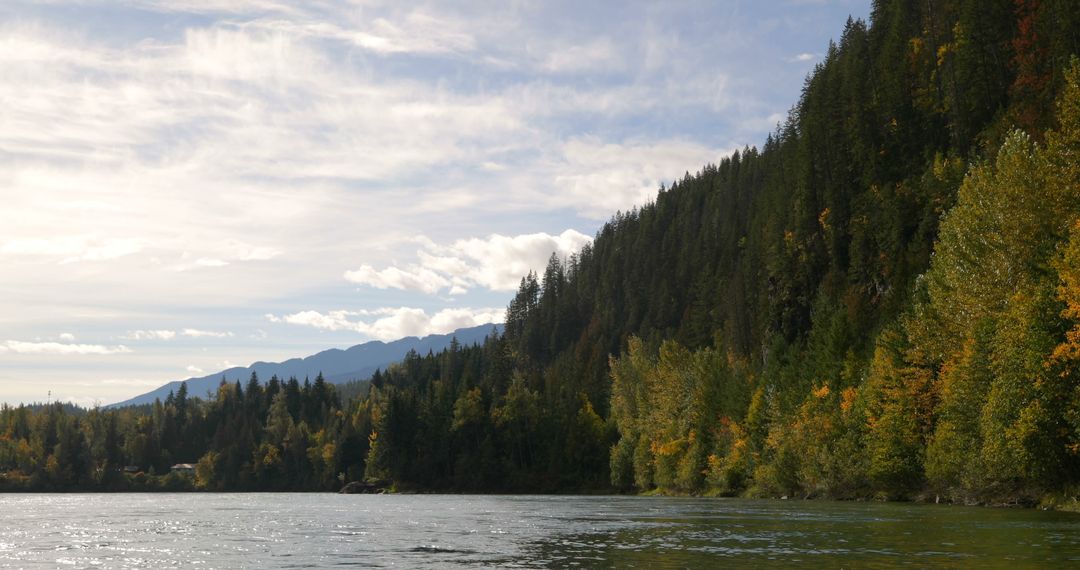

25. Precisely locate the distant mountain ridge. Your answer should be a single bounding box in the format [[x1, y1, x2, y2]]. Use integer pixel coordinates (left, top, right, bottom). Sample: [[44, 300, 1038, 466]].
[[108, 324, 501, 408]]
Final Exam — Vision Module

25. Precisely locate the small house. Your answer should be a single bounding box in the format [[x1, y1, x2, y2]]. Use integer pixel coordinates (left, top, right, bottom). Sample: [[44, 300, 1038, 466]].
[[170, 463, 196, 474]]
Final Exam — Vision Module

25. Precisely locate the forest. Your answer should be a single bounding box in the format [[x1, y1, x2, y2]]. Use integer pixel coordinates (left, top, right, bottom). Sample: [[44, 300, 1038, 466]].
[[3, 0, 1080, 505]]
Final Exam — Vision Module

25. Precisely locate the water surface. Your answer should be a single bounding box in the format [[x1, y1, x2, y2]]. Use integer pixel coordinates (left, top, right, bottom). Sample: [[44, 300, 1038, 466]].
[[0, 493, 1077, 568]]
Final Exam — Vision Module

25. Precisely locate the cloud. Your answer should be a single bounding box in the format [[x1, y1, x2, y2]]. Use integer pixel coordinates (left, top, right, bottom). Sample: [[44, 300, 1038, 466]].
[[543, 137, 731, 219], [267, 309, 364, 331], [186, 365, 204, 374], [181, 329, 234, 338], [166, 242, 281, 272], [121, 328, 232, 340], [196, 258, 230, 268], [344, 265, 450, 295], [126, 0, 303, 15], [123, 330, 178, 341], [344, 229, 592, 295], [1, 236, 143, 263], [542, 38, 622, 73], [345, 11, 477, 56], [0, 12, 727, 332], [267, 306, 504, 341], [790, 52, 816, 62], [182, 26, 312, 82], [1, 340, 132, 355], [58, 333, 75, 342], [439, 230, 593, 291]]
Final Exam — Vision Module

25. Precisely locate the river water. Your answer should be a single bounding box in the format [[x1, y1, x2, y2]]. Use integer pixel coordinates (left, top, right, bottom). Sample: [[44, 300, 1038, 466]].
[[0, 493, 1078, 568]]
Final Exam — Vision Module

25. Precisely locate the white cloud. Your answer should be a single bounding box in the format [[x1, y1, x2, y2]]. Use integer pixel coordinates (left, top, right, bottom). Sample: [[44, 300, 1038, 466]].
[[266, 309, 359, 331], [1, 236, 143, 263], [123, 330, 178, 341], [186, 365, 204, 374], [233, 245, 280, 261], [267, 306, 504, 341], [121, 328, 232, 340], [126, 0, 302, 15], [542, 38, 622, 73], [65, 238, 144, 263], [546, 137, 731, 218], [199, 258, 230, 267], [436, 133, 732, 220], [344, 229, 592, 295], [182, 26, 310, 82], [791, 52, 816, 62], [166, 242, 279, 272], [58, 333, 75, 342], [441, 230, 593, 291], [0, 13, 726, 333], [428, 307, 505, 333], [2, 340, 132, 355], [181, 328, 234, 338], [344, 265, 449, 295], [346, 12, 477, 56]]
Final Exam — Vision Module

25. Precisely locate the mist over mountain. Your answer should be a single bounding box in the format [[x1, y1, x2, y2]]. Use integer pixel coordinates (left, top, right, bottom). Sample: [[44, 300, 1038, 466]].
[[108, 324, 500, 408]]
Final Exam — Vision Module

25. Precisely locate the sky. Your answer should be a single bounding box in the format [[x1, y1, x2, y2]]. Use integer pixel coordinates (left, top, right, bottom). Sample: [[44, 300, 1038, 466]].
[[0, 0, 870, 406]]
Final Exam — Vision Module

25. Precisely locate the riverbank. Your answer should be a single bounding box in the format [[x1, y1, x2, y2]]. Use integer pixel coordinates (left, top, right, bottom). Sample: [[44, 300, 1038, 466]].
[[634, 484, 1080, 513], [6, 472, 1079, 515]]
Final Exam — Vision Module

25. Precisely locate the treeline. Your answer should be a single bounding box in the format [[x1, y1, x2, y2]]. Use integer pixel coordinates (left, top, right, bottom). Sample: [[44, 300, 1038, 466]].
[[4, 0, 1080, 503], [0, 374, 359, 491]]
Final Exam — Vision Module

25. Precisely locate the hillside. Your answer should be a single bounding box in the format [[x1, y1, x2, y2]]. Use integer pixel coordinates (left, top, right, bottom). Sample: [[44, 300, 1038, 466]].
[[358, 1, 1080, 499]]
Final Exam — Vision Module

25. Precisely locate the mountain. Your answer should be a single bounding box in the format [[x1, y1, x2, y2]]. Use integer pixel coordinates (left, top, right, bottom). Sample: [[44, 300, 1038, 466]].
[[108, 324, 500, 408]]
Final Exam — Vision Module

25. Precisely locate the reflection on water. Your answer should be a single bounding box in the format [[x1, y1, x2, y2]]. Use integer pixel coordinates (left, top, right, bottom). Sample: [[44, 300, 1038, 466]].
[[524, 498, 1080, 568], [0, 493, 1077, 568]]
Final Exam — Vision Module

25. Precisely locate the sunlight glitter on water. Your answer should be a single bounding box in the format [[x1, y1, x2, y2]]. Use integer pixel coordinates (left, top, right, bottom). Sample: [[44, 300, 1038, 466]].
[[0, 494, 1079, 568]]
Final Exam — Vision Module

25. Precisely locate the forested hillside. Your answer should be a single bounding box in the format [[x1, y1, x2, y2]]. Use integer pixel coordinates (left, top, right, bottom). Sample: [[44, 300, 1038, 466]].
[[358, 0, 1080, 501], [3, 0, 1080, 503]]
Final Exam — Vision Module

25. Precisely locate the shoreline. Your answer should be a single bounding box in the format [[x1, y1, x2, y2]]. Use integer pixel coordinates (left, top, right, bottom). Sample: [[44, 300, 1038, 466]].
[[3, 483, 1078, 513]]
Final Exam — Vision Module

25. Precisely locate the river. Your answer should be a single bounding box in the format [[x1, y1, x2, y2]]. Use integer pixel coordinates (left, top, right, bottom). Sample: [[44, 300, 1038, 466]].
[[0, 493, 1077, 568]]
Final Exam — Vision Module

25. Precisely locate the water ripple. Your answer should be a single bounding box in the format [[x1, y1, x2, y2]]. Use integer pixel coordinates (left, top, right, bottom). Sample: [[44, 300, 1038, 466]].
[[0, 494, 1078, 568]]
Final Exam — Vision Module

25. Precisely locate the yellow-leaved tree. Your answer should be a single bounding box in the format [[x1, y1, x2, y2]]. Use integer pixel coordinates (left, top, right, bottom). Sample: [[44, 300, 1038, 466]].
[[916, 59, 1080, 499]]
